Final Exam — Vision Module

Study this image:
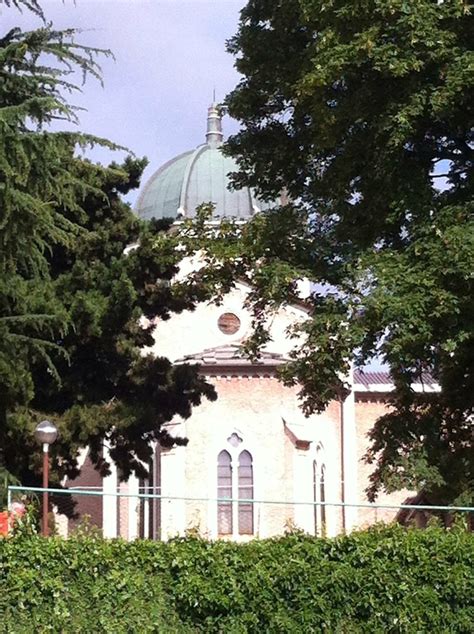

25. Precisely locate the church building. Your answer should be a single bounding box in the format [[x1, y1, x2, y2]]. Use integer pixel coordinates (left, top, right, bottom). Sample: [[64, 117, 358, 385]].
[[64, 105, 436, 540]]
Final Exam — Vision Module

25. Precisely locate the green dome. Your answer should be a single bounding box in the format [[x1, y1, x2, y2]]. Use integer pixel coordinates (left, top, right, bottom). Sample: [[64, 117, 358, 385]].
[[135, 105, 280, 221]]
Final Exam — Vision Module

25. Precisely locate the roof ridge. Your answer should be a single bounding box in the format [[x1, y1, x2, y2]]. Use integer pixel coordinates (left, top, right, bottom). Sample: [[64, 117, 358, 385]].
[[176, 343, 288, 367]]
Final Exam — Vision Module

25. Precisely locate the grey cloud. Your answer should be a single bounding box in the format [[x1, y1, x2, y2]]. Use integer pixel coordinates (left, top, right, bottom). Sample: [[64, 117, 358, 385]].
[[3, 0, 244, 203]]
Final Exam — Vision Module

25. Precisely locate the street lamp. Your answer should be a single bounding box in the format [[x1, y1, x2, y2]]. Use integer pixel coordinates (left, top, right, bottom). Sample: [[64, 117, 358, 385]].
[[34, 420, 58, 537]]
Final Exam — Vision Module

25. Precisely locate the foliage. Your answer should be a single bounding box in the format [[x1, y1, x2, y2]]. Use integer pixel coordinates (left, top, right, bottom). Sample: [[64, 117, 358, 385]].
[[1, 525, 474, 632], [3, 156, 216, 501], [184, 0, 474, 505], [0, 3, 215, 502], [0, 8, 110, 482]]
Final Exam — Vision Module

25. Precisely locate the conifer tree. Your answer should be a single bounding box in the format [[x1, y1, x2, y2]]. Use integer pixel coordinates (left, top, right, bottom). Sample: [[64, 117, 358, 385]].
[[0, 1, 215, 498]]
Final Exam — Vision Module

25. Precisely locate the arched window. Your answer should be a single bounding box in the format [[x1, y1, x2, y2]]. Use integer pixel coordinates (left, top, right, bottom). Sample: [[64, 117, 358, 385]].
[[238, 450, 254, 535], [217, 443, 254, 537], [313, 459, 318, 536], [313, 456, 327, 537], [217, 450, 233, 535], [320, 464, 326, 536]]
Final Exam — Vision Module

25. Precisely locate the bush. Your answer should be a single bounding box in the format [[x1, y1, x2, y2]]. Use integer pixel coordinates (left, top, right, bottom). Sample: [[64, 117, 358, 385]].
[[1, 525, 473, 633]]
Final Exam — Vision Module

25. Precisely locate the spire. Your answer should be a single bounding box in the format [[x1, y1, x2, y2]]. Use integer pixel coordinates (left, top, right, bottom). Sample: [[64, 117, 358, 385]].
[[205, 102, 223, 147]]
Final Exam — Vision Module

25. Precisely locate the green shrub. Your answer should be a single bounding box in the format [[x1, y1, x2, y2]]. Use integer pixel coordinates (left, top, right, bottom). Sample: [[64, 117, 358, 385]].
[[0, 525, 473, 633]]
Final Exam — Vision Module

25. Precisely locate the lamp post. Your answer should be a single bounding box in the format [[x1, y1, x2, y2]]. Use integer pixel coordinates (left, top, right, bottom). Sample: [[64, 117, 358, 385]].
[[34, 420, 58, 537]]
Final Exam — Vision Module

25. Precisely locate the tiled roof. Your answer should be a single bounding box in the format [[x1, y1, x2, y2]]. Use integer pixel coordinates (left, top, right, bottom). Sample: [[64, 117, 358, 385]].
[[176, 344, 287, 367], [353, 370, 395, 393], [354, 369, 439, 392], [354, 370, 391, 387], [177, 350, 440, 391]]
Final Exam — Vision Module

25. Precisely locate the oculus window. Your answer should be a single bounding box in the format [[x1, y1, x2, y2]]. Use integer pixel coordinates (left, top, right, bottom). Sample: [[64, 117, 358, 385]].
[[217, 312, 241, 335]]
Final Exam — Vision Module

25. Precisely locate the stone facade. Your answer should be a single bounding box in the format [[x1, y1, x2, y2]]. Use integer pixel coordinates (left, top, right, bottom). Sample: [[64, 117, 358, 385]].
[[62, 285, 422, 540], [59, 105, 438, 540]]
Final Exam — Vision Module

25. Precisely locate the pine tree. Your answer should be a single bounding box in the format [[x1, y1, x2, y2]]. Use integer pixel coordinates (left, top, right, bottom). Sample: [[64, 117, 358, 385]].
[[0, 2, 215, 500]]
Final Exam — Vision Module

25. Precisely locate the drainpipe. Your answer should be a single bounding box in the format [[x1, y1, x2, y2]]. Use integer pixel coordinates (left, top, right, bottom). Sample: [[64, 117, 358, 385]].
[[340, 366, 358, 533], [340, 395, 346, 534]]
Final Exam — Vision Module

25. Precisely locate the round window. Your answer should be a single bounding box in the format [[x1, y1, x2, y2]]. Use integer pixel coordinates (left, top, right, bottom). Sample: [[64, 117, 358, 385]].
[[217, 312, 241, 335]]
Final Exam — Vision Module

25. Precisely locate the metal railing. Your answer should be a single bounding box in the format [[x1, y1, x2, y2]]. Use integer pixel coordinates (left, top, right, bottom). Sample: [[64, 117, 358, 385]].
[[7, 485, 474, 514], [6, 484, 473, 541]]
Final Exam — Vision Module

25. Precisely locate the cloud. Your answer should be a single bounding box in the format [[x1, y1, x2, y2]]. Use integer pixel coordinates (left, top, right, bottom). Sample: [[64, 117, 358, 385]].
[[3, 0, 244, 203]]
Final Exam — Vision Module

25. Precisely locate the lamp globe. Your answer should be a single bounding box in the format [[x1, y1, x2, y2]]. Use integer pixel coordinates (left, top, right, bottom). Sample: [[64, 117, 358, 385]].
[[34, 420, 58, 446]]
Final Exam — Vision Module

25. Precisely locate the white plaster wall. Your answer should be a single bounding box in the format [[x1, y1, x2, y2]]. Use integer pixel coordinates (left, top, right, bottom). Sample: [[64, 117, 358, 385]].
[[96, 257, 403, 541], [183, 376, 293, 539], [158, 375, 344, 540], [355, 397, 417, 528], [341, 386, 359, 532], [159, 420, 187, 539], [147, 282, 307, 363], [288, 402, 344, 537]]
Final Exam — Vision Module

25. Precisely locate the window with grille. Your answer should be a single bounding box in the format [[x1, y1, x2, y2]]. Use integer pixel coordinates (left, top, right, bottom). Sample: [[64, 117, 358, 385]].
[[320, 465, 326, 535], [313, 459, 318, 536], [217, 450, 233, 535], [217, 312, 241, 335], [313, 459, 327, 537], [217, 445, 254, 537], [238, 450, 254, 535]]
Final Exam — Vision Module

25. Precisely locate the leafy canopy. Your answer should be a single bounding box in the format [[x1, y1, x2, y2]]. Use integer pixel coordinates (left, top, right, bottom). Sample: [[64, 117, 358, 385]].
[[188, 0, 473, 504], [2, 525, 474, 631]]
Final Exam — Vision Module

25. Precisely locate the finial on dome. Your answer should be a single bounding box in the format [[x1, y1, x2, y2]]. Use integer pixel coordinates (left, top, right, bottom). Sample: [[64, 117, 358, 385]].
[[206, 102, 223, 148]]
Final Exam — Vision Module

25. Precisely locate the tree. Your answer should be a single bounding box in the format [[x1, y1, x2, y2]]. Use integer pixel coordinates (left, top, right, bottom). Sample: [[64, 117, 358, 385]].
[[0, 2, 215, 499], [195, 0, 473, 505]]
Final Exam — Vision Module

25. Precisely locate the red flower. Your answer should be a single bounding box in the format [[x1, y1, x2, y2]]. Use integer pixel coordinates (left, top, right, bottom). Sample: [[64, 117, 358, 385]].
[[0, 503, 27, 536], [0, 511, 9, 536]]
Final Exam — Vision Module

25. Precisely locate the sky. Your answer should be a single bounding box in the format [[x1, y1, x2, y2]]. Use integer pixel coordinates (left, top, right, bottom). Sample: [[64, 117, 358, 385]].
[[2, 0, 245, 204], [3, 0, 389, 370]]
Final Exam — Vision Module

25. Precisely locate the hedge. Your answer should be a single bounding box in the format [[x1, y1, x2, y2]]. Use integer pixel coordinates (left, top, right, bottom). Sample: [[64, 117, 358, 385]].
[[1, 525, 473, 633]]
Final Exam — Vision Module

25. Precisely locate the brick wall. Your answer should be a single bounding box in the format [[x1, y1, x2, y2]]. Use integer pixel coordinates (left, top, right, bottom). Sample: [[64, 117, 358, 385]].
[[354, 394, 413, 527]]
